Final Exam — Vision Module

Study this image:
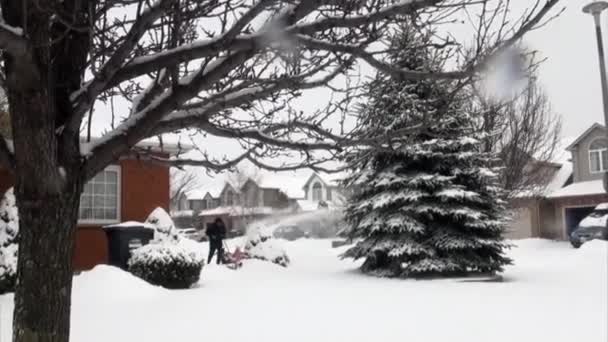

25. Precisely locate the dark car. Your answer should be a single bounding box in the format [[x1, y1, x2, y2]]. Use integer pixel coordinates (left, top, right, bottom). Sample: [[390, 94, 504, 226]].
[[273, 225, 307, 241], [570, 204, 608, 248]]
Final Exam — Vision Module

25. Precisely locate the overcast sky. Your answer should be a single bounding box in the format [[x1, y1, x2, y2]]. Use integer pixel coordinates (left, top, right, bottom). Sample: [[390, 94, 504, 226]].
[[529, 0, 605, 139], [88, 0, 600, 182]]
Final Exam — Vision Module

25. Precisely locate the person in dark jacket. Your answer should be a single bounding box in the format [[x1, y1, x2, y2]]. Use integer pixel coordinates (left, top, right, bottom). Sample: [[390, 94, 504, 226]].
[[206, 218, 227, 264]]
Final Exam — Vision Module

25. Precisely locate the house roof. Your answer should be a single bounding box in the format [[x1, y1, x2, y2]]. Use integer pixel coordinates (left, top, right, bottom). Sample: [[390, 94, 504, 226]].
[[547, 179, 605, 199], [565, 123, 605, 151], [186, 182, 223, 200], [302, 172, 345, 190], [258, 172, 307, 199], [544, 162, 573, 195]]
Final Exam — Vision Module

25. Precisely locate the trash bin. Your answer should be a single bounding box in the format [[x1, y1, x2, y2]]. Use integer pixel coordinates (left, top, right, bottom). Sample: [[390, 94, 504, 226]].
[[103, 222, 155, 270]]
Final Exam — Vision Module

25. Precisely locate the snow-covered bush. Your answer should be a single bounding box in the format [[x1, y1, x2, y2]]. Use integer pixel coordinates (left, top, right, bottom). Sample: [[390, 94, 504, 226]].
[[0, 188, 18, 294], [244, 224, 290, 267], [146, 207, 181, 243], [128, 243, 204, 289]]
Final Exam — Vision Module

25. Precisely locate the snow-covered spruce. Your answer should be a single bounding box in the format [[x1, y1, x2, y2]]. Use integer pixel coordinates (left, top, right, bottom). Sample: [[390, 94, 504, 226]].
[[0, 188, 18, 294], [244, 224, 290, 267], [342, 24, 511, 278], [128, 243, 204, 289]]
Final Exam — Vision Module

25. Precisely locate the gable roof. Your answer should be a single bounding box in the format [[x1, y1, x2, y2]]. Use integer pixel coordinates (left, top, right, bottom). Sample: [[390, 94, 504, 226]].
[[258, 172, 307, 199], [186, 182, 223, 200], [566, 123, 605, 151], [302, 172, 344, 190]]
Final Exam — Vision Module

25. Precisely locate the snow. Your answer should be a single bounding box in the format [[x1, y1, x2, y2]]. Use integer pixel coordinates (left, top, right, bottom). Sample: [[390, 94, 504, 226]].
[[547, 179, 604, 199], [479, 47, 528, 102], [595, 203, 608, 210], [198, 206, 289, 217], [1, 238, 606, 342], [79, 136, 190, 156], [579, 214, 608, 228], [258, 172, 307, 199], [171, 210, 194, 217], [0, 21, 23, 36], [296, 199, 320, 212], [146, 208, 180, 242], [0, 188, 18, 281], [186, 182, 224, 200], [103, 221, 155, 229]]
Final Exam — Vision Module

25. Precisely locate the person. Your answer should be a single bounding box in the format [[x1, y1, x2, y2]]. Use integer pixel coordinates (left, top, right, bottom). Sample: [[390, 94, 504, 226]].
[[206, 217, 227, 264]]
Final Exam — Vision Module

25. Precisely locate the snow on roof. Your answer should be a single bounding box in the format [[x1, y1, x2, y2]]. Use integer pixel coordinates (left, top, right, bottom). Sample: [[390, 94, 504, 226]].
[[550, 137, 575, 164], [186, 182, 224, 200], [258, 172, 307, 199], [547, 179, 605, 199], [545, 162, 573, 194]]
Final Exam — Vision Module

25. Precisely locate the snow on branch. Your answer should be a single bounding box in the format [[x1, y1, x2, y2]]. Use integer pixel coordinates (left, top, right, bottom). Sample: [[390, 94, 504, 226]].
[[78, 0, 561, 178], [71, 0, 175, 120], [84, 51, 253, 180]]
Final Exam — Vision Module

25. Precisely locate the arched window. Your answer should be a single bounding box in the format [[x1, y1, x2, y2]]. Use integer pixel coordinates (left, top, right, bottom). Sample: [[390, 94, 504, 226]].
[[312, 182, 323, 202], [589, 138, 608, 173]]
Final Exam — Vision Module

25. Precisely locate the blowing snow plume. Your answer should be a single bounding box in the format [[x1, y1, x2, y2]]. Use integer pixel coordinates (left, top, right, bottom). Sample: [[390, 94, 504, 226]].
[[480, 47, 528, 102]]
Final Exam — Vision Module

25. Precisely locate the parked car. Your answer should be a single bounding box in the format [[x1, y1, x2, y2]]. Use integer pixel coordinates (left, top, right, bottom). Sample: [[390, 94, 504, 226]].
[[177, 228, 202, 241], [273, 225, 307, 241], [570, 204, 608, 248]]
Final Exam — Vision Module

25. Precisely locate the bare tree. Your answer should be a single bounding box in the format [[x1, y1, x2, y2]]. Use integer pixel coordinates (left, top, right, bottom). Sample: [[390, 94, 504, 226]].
[[170, 169, 202, 211], [0, 1, 561, 341], [471, 72, 562, 196]]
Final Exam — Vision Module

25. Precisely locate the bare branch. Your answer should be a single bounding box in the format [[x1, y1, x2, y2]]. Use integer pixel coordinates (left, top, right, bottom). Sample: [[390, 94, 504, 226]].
[[71, 0, 175, 120]]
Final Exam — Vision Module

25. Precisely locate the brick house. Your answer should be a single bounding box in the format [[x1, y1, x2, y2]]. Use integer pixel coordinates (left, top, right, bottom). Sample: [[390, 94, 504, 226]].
[[510, 123, 608, 240], [0, 140, 184, 271]]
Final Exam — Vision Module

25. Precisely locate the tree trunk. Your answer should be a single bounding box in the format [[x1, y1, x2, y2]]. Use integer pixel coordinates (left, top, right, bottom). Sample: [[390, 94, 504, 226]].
[[1, 2, 90, 341], [12, 188, 81, 342]]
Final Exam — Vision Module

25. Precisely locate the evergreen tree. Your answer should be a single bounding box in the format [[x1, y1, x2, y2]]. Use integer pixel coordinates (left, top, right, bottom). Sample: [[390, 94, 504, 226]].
[[342, 26, 512, 278]]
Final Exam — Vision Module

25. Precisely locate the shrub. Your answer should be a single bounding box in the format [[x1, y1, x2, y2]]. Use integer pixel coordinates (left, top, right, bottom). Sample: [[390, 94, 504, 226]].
[[128, 243, 204, 289], [244, 224, 290, 267], [0, 188, 18, 294]]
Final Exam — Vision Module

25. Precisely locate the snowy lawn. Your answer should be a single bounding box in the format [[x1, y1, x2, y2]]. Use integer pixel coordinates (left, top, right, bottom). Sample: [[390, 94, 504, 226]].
[[1, 239, 607, 342]]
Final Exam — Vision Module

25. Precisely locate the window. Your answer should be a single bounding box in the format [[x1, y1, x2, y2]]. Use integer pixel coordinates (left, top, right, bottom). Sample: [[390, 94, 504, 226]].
[[312, 182, 323, 202], [226, 190, 234, 206], [589, 138, 608, 173], [79, 165, 120, 223]]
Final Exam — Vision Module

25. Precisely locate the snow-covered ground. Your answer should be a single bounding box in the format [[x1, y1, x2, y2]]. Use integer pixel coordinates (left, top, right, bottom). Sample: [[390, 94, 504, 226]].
[[1, 239, 606, 342]]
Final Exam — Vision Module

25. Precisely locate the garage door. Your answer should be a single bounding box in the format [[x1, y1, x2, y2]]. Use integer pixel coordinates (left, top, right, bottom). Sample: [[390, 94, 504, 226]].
[[564, 206, 596, 237], [507, 207, 533, 239]]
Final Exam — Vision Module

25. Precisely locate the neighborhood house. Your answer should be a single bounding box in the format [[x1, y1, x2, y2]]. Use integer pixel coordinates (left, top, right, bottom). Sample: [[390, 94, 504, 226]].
[[0, 140, 184, 271], [175, 172, 344, 235], [510, 123, 608, 240]]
